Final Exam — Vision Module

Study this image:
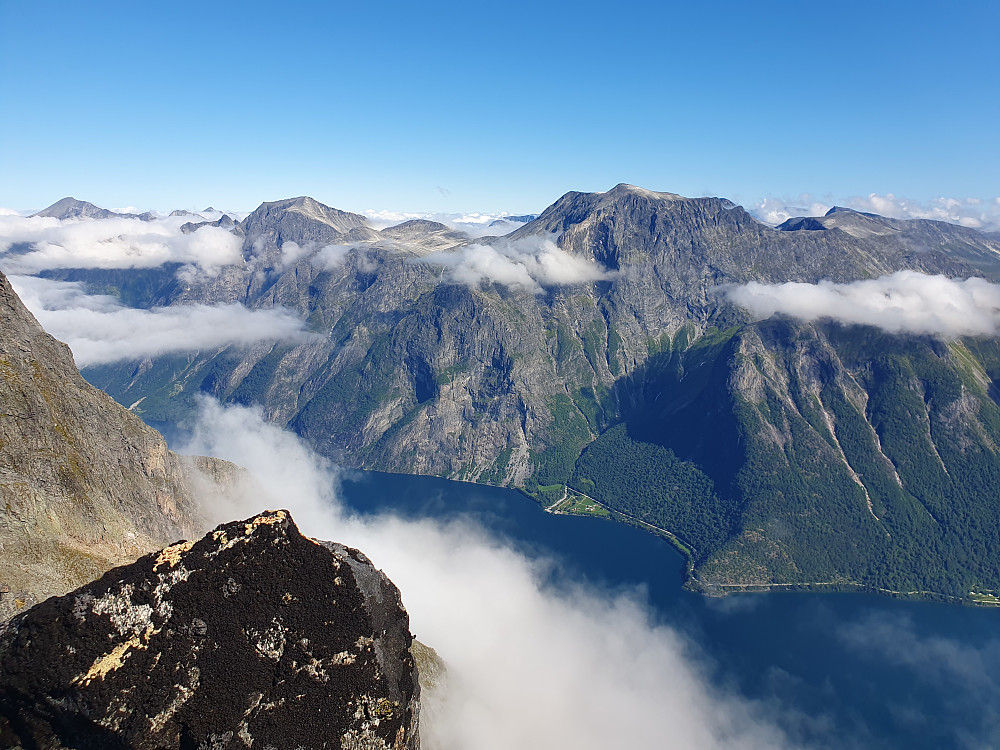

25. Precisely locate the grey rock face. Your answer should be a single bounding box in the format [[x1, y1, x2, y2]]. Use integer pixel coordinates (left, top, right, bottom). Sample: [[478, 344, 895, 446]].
[[179, 214, 238, 234], [379, 220, 469, 253], [777, 205, 1000, 274], [36, 185, 1000, 594], [85, 185, 1000, 484], [0, 271, 237, 622], [0, 510, 420, 750]]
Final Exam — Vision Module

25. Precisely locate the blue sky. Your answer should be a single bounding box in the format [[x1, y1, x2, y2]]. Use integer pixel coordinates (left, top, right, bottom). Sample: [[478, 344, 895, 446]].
[[1, 0, 997, 216]]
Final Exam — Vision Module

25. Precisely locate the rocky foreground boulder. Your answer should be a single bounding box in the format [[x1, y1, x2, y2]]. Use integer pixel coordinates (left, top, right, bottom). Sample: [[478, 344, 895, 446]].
[[0, 510, 420, 750]]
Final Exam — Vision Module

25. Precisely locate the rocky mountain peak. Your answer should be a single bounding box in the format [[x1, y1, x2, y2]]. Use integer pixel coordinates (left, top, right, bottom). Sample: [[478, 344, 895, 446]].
[[600, 182, 686, 204], [511, 183, 751, 242], [237, 197, 379, 266], [31, 197, 125, 221], [242, 196, 370, 235], [380, 219, 469, 253], [0, 510, 421, 749], [384, 218, 451, 233]]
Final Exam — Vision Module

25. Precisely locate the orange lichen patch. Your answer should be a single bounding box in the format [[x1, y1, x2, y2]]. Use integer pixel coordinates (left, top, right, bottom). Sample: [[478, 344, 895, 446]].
[[74, 624, 157, 686], [153, 540, 195, 571], [244, 510, 287, 536]]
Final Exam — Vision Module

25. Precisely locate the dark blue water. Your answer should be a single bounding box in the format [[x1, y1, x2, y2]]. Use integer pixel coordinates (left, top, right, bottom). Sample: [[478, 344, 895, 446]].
[[339, 470, 1000, 750]]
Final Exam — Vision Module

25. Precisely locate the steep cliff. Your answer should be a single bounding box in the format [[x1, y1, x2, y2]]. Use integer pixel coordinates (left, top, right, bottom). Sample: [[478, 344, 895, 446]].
[[0, 271, 237, 621], [0, 510, 420, 750]]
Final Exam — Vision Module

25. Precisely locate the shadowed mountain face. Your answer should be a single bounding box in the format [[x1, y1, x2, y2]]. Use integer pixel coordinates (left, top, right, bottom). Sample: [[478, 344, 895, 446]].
[[0, 510, 421, 750], [43, 185, 1000, 599], [0, 271, 238, 622]]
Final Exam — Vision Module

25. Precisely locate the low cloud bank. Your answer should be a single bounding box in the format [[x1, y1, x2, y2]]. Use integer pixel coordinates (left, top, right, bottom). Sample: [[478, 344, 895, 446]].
[[753, 193, 1000, 231], [181, 398, 798, 750], [0, 213, 242, 274], [421, 236, 614, 294], [724, 271, 1000, 338], [9, 275, 315, 367]]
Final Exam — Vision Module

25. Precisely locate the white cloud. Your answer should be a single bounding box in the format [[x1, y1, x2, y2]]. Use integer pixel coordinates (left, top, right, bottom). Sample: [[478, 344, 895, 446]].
[[8, 275, 316, 367], [751, 193, 1000, 232], [311, 244, 354, 271], [723, 271, 1000, 338], [421, 236, 615, 294], [752, 197, 833, 226], [278, 240, 315, 269], [363, 209, 435, 229], [0, 213, 242, 275], [180, 398, 799, 750]]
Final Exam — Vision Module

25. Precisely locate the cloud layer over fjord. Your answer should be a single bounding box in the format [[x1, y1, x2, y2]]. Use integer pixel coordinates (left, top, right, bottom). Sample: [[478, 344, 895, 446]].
[[724, 271, 1000, 338], [9, 275, 315, 367], [421, 236, 615, 294], [181, 398, 800, 750], [0, 213, 242, 274]]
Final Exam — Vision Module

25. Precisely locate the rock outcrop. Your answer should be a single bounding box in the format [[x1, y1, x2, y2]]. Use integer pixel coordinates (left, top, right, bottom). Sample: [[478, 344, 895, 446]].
[[0, 510, 420, 750], [0, 271, 237, 622]]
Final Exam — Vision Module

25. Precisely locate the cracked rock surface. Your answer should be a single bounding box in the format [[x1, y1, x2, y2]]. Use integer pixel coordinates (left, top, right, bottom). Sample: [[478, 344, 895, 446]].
[[0, 510, 420, 750]]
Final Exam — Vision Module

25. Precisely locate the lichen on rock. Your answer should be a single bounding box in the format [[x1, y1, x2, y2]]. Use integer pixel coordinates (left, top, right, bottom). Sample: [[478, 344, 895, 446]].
[[0, 510, 421, 749]]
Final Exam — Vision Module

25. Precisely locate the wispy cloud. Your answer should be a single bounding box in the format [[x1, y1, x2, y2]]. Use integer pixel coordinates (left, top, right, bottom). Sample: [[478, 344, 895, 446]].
[[181, 398, 800, 750], [9, 275, 316, 367], [723, 271, 1000, 338], [0, 213, 242, 274], [420, 235, 615, 294], [751, 194, 1000, 231], [838, 613, 1000, 747], [752, 196, 836, 226], [310, 243, 353, 271]]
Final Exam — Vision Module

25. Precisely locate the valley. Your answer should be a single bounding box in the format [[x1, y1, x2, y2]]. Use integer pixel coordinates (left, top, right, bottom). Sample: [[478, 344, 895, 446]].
[[11, 185, 1000, 603]]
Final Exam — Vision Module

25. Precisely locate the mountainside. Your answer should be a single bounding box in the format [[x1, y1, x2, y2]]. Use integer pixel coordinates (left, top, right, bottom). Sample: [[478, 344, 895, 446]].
[[777, 205, 1000, 275], [0, 271, 237, 622], [38, 185, 1000, 600], [0, 510, 421, 749]]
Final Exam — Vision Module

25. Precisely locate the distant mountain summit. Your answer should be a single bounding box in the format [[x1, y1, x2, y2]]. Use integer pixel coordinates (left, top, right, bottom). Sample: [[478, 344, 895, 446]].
[[30, 197, 162, 222], [31, 197, 128, 220], [243, 196, 372, 236], [776, 203, 1000, 272], [380, 218, 469, 252]]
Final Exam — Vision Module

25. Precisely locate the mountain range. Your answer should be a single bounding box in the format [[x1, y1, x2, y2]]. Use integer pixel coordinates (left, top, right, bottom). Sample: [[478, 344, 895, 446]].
[[24, 186, 1000, 602]]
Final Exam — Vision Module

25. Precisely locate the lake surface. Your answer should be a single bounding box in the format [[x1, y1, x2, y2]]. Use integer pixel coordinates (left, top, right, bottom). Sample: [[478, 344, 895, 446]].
[[338, 470, 1000, 750]]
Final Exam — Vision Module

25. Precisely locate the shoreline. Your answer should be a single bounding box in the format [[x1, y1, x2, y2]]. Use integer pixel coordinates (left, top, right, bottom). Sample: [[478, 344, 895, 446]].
[[523, 482, 1000, 609]]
